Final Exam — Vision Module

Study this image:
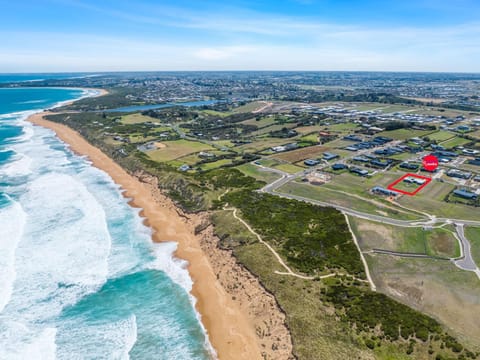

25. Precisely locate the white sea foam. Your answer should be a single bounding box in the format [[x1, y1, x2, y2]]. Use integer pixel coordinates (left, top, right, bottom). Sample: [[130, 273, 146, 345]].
[[55, 315, 137, 360], [0, 199, 26, 312], [0, 321, 57, 360], [15, 100, 46, 105], [148, 242, 193, 293], [1, 172, 112, 326], [0, 153, 32, 177], [148, 242, 218, 359]]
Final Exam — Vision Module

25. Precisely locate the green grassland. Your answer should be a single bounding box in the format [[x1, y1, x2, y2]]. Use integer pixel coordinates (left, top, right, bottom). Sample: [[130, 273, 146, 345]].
[[440, 136, 472, 149], [299, 133, 320, 143], [279, 181, 421, 221], [274, 163, 305, 173], [465, 227, 480, 265], [398, 182, 480, 220], [377, 105, 415, 113], [365, 254, 480, 354], [240, 116, 276, 128], [377, 128, 435, 140], [322, 122, 359, 132], [121, 113, 160, 124], [349, 217, 460, 258], [427, 131, 456, 142], [146, 139, 214, 162], [236, 163, 282, 183]]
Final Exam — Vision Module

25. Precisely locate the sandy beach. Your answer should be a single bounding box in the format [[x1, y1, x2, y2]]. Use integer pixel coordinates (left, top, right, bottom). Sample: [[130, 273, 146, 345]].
[[28, 112, 266, 360]]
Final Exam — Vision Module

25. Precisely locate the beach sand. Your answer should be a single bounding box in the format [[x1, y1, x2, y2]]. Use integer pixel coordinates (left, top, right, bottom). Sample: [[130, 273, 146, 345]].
[[28, 112, 265, 360]]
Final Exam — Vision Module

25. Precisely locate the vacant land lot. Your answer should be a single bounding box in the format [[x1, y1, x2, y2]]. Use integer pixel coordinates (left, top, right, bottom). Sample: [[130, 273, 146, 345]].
[[365, 255, 480, 351], [350, 217, 460, 258], [272, 145, 330, 162], [440, 136, 472, 149], [121, 113, 159, 124], [465, 227, 480, 265], [377, 128, 435, 140], [427, 131, 456, 142], [236, 163, 282, 183], [279, 182, 420, 221], [146, 139, 214, 162]]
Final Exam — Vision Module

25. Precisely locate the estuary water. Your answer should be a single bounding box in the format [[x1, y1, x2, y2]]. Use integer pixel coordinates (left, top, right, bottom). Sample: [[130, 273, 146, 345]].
[[0, 81, 212, 359]]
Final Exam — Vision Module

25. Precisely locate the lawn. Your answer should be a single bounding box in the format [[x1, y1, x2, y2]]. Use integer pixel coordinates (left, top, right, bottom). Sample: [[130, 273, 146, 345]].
[[146, 139, 214, 162]]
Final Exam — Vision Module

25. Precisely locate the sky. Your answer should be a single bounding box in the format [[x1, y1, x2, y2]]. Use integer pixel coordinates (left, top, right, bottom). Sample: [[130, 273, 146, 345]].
[[1, 0, 480, 72]]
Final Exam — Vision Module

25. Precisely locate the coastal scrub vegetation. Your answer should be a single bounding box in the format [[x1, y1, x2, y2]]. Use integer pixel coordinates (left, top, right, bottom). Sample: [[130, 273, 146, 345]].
[[223, 190, 365, 276]]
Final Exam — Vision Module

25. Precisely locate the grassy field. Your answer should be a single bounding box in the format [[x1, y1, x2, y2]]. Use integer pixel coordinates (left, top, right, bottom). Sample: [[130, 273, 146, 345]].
[[295, 125, 325, 135], [201, 109, 230, 117], [251, 123, 297, 136], [235, 138, 291, 152], [121, 113, 159, 124], [299, 133, 320, 143], [241, 116, 276, 128], [146, 139, 214, 162], [232, 101, 265, 113], [465, 227, 480, 265], [323, 123, 359, 132], [198, 158, 233, 170], [236, 163, 281, 183], [440, 136, 472, 149], [274, 163, 304, 173], [470, 130, 480, 140], [365, 254, 480, 352], [427, 131, 456, 142], [350, 217, 460, 258], [279, 181, 421, 221], [272, 145, 330, 162], [377, 128, 435, 140]]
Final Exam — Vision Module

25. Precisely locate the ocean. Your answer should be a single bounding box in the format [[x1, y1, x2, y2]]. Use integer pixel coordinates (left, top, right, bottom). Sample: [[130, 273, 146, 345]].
[[0, 77, 213, 359]]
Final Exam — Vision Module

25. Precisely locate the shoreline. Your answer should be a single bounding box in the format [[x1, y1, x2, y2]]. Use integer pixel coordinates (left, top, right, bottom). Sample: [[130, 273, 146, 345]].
[[28, 111, 264, 360]]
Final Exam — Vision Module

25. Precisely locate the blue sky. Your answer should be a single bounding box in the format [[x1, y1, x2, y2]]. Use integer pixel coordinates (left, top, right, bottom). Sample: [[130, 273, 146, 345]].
[[1, 0, 479, 72]]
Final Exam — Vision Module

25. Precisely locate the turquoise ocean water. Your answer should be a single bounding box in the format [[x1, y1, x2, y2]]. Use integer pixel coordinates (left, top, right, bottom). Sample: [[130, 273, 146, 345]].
[[0, 78, 213, 359]]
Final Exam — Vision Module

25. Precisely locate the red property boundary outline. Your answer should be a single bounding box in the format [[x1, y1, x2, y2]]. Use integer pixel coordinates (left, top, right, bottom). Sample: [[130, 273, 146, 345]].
[[387, 173, 432, 196]]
